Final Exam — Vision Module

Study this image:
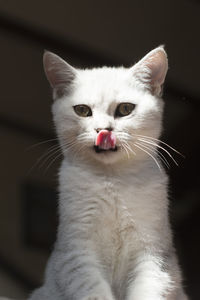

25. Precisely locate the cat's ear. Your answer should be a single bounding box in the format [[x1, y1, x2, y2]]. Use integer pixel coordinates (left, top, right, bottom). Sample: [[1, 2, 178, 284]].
[[43, 51, 77, 99], [130, 46, 168, 96]]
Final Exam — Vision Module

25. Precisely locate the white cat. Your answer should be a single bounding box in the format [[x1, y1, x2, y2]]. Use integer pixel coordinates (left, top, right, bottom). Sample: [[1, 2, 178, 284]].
[[29, 47, 188, 300]]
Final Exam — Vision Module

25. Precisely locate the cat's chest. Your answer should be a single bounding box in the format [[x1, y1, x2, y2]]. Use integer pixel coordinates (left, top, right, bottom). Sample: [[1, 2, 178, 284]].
[[91, 178, 140, 250], [62, 163, 167, 248], [89, 179, 140, 287], [88, 174, 164, 252], [92, 175, 147, 227]]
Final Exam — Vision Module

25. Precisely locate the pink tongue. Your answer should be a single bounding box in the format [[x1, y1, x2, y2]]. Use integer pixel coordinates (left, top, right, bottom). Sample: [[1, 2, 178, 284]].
[[95, 130, 116, 150]]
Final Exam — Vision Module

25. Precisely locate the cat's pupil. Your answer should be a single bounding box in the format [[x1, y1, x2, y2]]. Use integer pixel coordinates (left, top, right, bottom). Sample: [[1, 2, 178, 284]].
[[124, 105, 129, 112]]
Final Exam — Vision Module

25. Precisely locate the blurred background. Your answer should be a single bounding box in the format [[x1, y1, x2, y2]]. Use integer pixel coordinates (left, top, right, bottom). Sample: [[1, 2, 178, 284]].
[[0, 0, 199, 299]]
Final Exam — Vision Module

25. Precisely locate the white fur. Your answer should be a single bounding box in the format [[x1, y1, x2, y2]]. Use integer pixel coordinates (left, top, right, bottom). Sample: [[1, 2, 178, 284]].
[[29, 47, 188, 300]]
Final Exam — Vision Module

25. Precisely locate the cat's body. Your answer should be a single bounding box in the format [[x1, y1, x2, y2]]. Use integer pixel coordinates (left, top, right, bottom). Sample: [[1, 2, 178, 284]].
[[29, 47, 188, 300]]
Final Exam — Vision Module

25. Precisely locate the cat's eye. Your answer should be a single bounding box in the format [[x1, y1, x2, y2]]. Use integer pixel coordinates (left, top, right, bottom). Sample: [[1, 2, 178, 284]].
[[115, 103, 136, 117], [73, 105, 92, 117]]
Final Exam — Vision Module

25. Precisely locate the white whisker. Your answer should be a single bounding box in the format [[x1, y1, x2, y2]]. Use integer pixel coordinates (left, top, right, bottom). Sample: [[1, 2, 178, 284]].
[[117, 135, 137, 160], [44, 151, 63, 173], [117, 132, 132, 139], [133, 134, 184, 157], [77, 133, 90, 141], [137, 138, 179, 166], [27, 144, 61, 174], [121, 143, 130, 159], [39, 146, 63, 170], [42, 138, 86, 172], [122, 140, 136, 156], [26, 138, 58, 151], [72, 144, 87, 161], [136, 141, 170, 169], [134, 143, 162, 171]]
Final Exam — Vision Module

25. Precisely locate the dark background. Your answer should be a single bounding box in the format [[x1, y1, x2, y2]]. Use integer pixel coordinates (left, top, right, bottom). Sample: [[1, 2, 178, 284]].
[[0, 1, 199, 299]]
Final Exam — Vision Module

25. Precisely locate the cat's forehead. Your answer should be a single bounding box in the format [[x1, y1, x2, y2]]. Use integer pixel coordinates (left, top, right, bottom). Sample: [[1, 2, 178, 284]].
[[72, 67, 133, 106], [78, 66, 127, 84]]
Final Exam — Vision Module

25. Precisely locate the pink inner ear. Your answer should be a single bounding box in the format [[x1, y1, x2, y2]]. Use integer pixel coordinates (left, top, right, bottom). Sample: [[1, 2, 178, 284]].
[[132, 47, 168, 95], [43, 51, 76, 89], [146, 49, 168, 86]]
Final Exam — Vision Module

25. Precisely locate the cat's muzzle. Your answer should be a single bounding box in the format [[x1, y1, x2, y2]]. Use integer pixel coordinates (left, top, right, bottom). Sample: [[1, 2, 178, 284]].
[[95, 129, 117, 152]]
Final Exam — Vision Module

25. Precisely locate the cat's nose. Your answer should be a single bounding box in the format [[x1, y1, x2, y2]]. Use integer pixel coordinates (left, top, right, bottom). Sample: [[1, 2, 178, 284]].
[[95, 127, 113, 133]]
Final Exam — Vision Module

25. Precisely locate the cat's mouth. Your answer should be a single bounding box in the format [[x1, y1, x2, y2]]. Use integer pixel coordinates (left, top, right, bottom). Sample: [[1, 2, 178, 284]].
[[94, 145, 118, 153], [94, 130, 117, 153]]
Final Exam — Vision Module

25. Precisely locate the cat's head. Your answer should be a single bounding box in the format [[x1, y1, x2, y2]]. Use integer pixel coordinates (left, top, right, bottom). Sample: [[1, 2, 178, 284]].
[[43, 46, 168, 166]]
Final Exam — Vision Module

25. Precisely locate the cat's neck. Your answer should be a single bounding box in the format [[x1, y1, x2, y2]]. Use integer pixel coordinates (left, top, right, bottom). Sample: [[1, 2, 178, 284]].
[[61, 155, 164, 180]]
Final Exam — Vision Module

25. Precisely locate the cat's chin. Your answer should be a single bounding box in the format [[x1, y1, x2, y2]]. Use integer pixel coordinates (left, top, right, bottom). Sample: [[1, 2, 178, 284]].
[[94, 145, 118, 153], [90, 145, 127, 165]]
